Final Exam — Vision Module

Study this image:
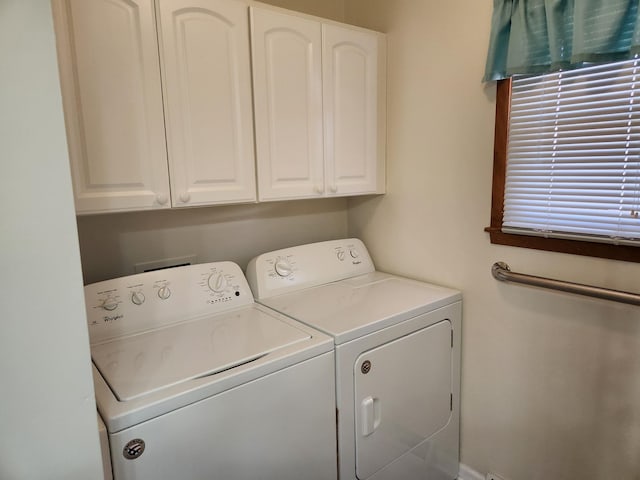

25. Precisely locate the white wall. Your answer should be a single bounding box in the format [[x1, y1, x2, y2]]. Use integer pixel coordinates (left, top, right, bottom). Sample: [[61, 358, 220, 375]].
[[76, 0, 348, 284], [254, 0, 344, 20], [0, 1, 103, 478], [344, 1, 640, 479], [78, 199, 348, 283]]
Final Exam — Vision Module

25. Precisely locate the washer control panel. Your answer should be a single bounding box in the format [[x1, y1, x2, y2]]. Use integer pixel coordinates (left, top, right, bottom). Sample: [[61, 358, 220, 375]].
[[246, 239, 375, 299], [85, 261, 252, 344]]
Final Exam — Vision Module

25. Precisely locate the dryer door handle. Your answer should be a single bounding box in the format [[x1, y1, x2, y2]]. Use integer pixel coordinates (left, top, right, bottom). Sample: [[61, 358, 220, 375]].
[[361, 396, 382, 436]]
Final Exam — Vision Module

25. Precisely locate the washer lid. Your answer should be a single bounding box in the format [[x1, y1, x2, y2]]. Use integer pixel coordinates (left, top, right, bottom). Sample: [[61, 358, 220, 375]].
[[91, 305, 311, 401], [259, 272, 461, 345]]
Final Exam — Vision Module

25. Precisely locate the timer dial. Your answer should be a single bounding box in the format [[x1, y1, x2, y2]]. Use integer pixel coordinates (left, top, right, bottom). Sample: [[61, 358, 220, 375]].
[[274, 258, 293, 277], [101, 297, 118, 311], [208, 273, 230, 293]]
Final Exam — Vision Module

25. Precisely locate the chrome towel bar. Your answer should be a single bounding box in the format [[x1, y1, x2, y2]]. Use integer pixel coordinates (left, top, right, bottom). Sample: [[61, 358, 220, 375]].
[[491, 262, 640, 307]]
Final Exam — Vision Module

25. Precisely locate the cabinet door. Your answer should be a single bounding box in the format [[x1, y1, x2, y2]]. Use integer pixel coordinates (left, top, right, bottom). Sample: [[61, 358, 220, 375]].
[[323, 24, 385, 196], [157, 0, 257, 207], [251, 7, 324, 201], [53, 0, 170, 214]]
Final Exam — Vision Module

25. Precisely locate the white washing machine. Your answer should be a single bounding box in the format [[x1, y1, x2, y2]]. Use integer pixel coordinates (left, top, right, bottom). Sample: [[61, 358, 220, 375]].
[[85, 261, 337, 480], [246, 239, 462, 480]]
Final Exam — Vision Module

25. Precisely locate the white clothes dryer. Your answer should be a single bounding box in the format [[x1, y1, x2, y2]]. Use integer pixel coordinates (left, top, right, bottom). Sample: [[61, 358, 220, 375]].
[[247, 239, 462, 480], [85, 261, 337, 480]]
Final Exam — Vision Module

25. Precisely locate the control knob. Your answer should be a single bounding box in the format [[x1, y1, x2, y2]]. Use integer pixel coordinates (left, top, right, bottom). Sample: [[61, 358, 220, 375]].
[[208, 273, 230, 293], [350, 248, 359, 259], [131, 291, 145, 306], [274, 258, 293, 278], [101, 297, 118, 311], [157, 286, 171, 300]]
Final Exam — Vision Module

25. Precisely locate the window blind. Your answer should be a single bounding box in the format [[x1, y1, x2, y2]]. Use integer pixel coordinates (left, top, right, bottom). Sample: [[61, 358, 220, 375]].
[[504, 59, 640, 246]]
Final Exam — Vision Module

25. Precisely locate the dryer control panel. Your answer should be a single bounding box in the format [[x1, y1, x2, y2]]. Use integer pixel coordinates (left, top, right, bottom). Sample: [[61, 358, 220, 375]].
[[246, 238, 375, 299], [85, 261, 253, 344]]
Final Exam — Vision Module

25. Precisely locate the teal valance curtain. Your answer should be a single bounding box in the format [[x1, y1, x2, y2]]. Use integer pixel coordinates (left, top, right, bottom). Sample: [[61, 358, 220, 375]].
[[484, 0, 640, 81]]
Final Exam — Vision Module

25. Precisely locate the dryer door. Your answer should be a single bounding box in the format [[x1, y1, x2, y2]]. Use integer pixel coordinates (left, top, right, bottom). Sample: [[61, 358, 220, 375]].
[[354, 319, 452, 479]]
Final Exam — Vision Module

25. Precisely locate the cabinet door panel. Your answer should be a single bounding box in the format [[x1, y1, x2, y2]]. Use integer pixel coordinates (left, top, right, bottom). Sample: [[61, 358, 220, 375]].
[[323, 24, 384, 196], [251, 7, 324, 201], [158, 0, 256, 207], [53, 0, 170, 213]]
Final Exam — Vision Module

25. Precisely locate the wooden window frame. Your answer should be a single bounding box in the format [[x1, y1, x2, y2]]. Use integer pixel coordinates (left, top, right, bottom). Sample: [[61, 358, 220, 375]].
[[485, 78, 640, 263]]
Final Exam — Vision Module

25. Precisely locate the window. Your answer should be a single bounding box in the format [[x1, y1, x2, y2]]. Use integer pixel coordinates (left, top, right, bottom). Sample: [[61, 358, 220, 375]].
[[487, 59, 640, 262]]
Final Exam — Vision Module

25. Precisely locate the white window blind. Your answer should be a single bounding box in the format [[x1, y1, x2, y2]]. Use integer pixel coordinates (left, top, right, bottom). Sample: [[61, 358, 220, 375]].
[[504, 59, 640, 246]]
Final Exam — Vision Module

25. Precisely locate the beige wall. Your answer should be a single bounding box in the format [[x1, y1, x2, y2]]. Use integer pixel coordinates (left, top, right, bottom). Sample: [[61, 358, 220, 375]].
[[78, 199, 348, 283], [254, 0, 343, 21], [344, 1, 640, 479]]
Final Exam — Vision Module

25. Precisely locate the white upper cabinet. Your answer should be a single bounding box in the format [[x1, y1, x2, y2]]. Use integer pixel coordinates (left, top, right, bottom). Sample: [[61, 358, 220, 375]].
[[323, 24, 385, 196], [53, 0, 171, 214], [157, 0, 256, 207], [250, 8, 324, 201], [54, 0, 385, 213], [251, 5, 386, 202], [54, 0, 256, 214]]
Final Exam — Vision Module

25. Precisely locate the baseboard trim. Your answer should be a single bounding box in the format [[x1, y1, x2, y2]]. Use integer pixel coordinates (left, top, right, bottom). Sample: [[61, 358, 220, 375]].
[[458, 463, 484, 480]]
